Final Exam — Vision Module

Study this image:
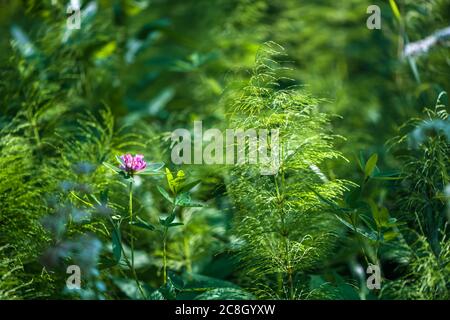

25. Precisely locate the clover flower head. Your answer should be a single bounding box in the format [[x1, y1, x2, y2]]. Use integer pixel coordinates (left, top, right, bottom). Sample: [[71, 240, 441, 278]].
[[119, 154, 147, 174]]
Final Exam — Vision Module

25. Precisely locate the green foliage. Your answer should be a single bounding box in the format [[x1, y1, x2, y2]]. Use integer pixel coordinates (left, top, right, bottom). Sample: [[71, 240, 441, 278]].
[[0, 246, 32, 299], [381, 102, 450, 299], [225, 44, 353, 299], [382, 234, 450, 300], [397, 104, 449, 254], [0, 0, 449, 301]]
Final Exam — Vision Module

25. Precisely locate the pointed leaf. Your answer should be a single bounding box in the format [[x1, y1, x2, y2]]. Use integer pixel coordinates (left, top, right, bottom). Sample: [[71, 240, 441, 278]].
[[179, 179, 201, 193], [157, 186, 173, 204], [115, 155, 124, 166], [389, 0, 402, 23], [175, 192, 204, 207], [138, 162, 165, 174], [146, 162, 165, 172], [379, 207, 390, 227], [131, 216, 155, 231], [160, 212, 176, 227], [364, 154, 378, 178], [112, 227, 122, 262], [165, 169, 186, 194], [103, 162, 121, 173], [358, 151, 366, 171], [168, 222, 184, 228], [368, 199, 380, 228], [335, 214, 378, 241], [168, 272, 184, 290], [372, 170, 402, 180], [165, 168, 175, 194]]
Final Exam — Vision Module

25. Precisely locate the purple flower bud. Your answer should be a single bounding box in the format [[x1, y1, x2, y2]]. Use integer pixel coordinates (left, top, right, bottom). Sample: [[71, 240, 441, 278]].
[[119, 153, 147, 175]]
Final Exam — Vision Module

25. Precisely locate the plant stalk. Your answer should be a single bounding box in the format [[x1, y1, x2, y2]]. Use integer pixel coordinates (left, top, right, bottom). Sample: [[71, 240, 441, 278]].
[[127, 180, 146, 298], [129, 181, 135, 271], [163, 226, 168, 284]]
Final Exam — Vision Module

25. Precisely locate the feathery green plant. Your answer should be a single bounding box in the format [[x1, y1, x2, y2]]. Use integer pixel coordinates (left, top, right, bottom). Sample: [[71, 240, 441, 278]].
[[382, 97, 450, 299], [225, 43, 353, 299]]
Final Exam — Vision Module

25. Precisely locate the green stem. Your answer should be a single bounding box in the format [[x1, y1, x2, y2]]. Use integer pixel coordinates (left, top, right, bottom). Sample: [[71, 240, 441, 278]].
[[127, 180, 147, 298], [28, 111, 42, 154], [163, 226, 168, 284], [129, 181, 135, 271], [287, 269, 294, 300], [32, 121, 41, 148], [348, 211, 371, 265], [183, 232, 192, 274], [274, 174, 293, 299], [120, 241, 147, 299], [162, 205, 178, 284], [180, 208, 192, 273], [106, 214, 146, 299]]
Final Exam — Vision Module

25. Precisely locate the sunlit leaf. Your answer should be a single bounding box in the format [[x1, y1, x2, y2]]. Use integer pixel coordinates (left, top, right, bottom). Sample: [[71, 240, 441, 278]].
[[103, 162, 121, 173], [157, 186, 173, 204], [364, 153, 378, 178]]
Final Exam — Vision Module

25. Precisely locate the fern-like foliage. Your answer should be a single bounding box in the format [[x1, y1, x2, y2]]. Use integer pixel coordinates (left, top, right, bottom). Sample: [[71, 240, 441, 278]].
[[396, 104, 449, 255], [0, 246, 34, 299], [225, 43, 352, 299], [383, 101, 450, 299]]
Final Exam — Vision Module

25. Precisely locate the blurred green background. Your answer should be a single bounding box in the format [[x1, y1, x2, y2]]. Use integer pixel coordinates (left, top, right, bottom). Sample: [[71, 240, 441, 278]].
[[0, 0, 449, 300]]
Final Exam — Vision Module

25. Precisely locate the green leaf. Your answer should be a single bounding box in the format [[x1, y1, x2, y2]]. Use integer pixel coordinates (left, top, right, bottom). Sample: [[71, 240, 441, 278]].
[[157, 186, 173, 204], [364, 153, 378, 178], [358, 151, 366, 171], [168, 222, 184, 228], [383, 231, 399, 241], [160, 212, 176, 227], [389, 0, 402, 23], [372, 170, 402, 180], [175, 192, 204, 207], [166, 168, 186, 194], [103, 161, 121, 173], [115, 155, 124, 165], [94, 41, 116, 60], [112, 278, 142, 299], [168, 272, 184, 290], [138, 162, 165, 175], [345, 189, 362, 208], [165, 168, 175, 193], [379, 207, 390, 227], [131, 216, 155, 231], [147, 162, 165, 171], [99, 189, 109, 204], [408, 57, 421, 84], [368, 199, 380, 228], [309, 186, 351, 213], [148, 290, 165, 300], [194, 288, 254, 300], [182, 273, 240, 290], [179, 179, 201, 193], [119, 171, 131, 179], [335, 214, 378, 241], [309, 275, 360, 300], [99, 257, 118, 270], [159, 279, 177, 300], [111, 227, 122, 262]]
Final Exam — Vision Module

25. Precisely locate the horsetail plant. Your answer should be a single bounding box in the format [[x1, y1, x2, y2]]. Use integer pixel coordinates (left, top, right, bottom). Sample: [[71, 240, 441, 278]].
[[225, 43, 353, 299]]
